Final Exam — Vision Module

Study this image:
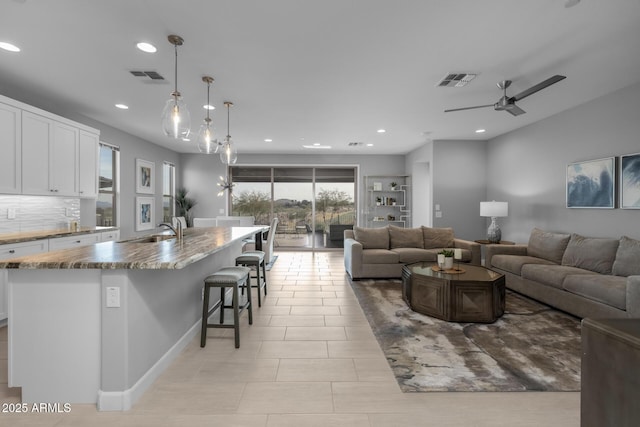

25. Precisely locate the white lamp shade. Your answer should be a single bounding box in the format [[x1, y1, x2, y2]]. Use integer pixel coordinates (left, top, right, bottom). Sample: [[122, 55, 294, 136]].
[[480, 201, 508, 217]]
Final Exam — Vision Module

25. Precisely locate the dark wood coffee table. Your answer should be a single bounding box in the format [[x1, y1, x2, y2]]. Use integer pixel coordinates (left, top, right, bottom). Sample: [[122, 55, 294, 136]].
[[402, 262, 505, 323]]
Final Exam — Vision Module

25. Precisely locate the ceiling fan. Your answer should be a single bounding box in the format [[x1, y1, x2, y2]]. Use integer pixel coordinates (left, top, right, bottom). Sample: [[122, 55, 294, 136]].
[[444, 75, 566, 116]]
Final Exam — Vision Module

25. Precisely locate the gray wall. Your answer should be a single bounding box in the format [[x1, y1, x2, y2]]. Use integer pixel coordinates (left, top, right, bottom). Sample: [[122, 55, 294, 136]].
[[180, 152, 407, 226], [486, 81, 640, 243]]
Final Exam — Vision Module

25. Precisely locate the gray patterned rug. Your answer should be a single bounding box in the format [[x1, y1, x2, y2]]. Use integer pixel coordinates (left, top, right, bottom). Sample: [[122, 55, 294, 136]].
[[350, 279, 581, 392]]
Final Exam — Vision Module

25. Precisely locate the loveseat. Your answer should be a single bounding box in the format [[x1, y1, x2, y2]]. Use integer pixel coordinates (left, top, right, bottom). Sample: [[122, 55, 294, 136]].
[[486, 228, 640, 319], [344, 225, 481, 279]]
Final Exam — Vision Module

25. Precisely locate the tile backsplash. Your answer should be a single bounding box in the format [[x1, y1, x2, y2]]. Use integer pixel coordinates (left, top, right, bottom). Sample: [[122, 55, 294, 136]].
[[0, 195, 80, 235]]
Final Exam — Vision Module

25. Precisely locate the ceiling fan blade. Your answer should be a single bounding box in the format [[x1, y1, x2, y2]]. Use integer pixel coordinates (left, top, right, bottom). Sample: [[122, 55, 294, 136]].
[[512, 75, 566, 101], [444, 104, 493, 113], [505, 104, 526, 116]]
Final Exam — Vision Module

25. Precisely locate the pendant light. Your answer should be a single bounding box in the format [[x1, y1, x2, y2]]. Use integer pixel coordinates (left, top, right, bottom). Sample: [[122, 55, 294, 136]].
[[197, 76, 218, 154], [161, 35, 191, 139], [220, 101, 238, 164]]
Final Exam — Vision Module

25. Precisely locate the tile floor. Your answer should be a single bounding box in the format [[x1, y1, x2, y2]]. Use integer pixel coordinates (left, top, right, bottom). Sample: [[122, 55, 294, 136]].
[[0, 251, 580, 426]]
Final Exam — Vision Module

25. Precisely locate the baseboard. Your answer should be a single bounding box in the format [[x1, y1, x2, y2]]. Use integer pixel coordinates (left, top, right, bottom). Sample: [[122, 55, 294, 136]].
[[97, 318, 202, 411]]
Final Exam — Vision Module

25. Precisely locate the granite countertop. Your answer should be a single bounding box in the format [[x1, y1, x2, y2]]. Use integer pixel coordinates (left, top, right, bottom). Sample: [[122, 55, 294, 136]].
[[0, 226, 266, 270], [0, 226, 119, 245]]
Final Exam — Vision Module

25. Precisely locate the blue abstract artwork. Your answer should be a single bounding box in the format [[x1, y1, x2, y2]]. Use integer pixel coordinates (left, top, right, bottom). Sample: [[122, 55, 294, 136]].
[[567, 157, 615, 208], [621, 153, 640, 209]]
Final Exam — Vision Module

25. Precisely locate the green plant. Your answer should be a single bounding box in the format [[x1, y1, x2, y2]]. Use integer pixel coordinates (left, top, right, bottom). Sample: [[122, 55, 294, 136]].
[[438, 249, 455, 257], [174, 187, 197, 227], [390, 182, 398, 188]]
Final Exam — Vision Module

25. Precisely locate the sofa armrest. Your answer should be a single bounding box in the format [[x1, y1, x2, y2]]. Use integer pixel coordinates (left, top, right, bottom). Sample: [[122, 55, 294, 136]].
[[454, 238, 481, 266], [344, 237, 363, 279], [485, 244, 528, 268], [626, 276, 640, 317]]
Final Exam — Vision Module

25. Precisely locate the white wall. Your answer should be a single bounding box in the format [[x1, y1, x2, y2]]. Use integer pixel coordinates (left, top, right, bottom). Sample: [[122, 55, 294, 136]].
[[406, 143, 433, 228], [486, 81, 640, 243]]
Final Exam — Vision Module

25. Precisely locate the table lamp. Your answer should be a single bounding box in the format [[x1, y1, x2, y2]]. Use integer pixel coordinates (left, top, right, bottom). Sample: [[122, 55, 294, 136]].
[[480, 201, 508, 243]]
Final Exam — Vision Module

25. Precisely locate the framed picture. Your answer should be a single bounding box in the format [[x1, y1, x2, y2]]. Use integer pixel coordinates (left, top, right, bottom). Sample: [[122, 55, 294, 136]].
[[566, 157, 616, 208], [136, 159, 154, 194], [135, 197, 155, 231], [620, 152, 640, 209], [373, 182, 382, 191]]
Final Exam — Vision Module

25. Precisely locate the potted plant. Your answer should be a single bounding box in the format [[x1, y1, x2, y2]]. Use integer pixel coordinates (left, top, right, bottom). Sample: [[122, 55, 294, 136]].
[[174, 187, 197, 227], [390, 182, 398, 190], [376, 196, 382, 206], [437, 249, 455, 270]]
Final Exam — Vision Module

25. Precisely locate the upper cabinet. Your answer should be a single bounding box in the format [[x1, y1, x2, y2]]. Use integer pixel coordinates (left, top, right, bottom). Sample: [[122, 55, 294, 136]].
[[0, 102, 21, 194], [1, 94, 99, 198]]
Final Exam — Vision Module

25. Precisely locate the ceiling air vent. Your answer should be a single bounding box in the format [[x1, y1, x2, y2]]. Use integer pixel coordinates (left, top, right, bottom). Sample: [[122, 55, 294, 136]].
[[129, 70, 165, 80], [436, 73, 477, 88], [348, 142, 364, 147]]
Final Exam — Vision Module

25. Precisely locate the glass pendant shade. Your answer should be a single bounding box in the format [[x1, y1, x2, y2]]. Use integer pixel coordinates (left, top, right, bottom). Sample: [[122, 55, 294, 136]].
[[162, 94, 191, 139], [197, 122, 218, 154], [220, 137, 237, 164]]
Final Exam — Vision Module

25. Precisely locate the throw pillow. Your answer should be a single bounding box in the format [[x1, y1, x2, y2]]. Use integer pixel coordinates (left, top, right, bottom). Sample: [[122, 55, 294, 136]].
[[353, 226, 389, 249], [422, 226, 454, 249], [389, 226, 424, 249], [612, 236, 640, 277], [561, 233, 620, 274], [527, 228, 571, 264]]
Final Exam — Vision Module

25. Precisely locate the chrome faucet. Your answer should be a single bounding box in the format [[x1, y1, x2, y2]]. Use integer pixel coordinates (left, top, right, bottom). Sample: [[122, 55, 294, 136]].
[[158, 222, 183, 241]]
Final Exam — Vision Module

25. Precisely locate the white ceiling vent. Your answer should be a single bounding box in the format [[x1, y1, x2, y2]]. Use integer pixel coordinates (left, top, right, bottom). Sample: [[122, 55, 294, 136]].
[[348, 142, 364, 147], [130, 70, 165, 80], [436, 73, 477, 88]]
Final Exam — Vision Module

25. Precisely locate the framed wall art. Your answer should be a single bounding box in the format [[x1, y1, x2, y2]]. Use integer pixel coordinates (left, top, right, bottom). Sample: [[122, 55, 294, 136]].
[[135, 197, 155, 231], [136, 159, 155, 194], [620, 152, 640, 209], [566, 157, 615, 209]]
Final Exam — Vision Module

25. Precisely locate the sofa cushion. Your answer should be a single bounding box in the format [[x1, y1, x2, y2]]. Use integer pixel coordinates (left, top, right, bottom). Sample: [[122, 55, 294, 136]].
[[422, 227, 454, 249], [521, 264, 598, 289], [561, 233, 619, 274], [563, 274, 627, 311], [491, 255, 556, 276], [353, 226, 389, 249], [527, 228, 571, 264], [612, 236, 640, 277], [391, 248, 434, 264], [362, 249, 399, 264], [389, 226, 424, 249]]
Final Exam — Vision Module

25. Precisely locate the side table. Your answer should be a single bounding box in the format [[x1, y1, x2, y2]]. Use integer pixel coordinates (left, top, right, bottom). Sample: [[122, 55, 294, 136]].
[[474, 240, 515, 266]]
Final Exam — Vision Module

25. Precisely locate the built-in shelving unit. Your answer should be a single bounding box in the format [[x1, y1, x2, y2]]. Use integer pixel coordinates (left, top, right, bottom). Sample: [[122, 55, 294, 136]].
[[364, 175, 411, 228]]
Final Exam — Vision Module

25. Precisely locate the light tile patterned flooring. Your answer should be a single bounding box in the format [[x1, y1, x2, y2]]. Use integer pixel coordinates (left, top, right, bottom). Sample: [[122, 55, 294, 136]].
[[0, 251, 579, 426]]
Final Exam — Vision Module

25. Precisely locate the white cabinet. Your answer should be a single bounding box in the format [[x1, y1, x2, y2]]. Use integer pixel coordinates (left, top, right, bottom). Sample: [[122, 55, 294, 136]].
[[0, 102, 21, 194], [51, 121, 79, 196], [79, 131, 98, 198], [0, 239, 50, 321], [21, 111, 53, 195], [101, 230, 120, 242], [49, 233, 101, 251]]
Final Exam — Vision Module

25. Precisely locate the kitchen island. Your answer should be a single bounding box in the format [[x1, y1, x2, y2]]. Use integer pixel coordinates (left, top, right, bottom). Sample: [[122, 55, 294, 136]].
[[0, 226, 267, 411]]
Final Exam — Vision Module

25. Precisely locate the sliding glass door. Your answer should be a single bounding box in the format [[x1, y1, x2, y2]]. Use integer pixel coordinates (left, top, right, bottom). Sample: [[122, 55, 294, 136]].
[[230, 166, 356, 250]]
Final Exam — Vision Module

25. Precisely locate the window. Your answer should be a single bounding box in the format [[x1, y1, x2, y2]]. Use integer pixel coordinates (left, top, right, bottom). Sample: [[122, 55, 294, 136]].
[[163, 162, 176, 222], [97, 143, 119, 226]]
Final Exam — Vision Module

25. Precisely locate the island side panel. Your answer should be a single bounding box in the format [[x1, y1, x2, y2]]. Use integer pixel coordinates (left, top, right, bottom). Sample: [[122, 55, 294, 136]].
[[8, 269, 101, 403]]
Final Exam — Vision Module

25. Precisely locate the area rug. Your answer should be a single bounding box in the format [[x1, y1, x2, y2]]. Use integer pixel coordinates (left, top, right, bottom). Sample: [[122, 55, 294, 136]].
[[350, 279, 582, 392]]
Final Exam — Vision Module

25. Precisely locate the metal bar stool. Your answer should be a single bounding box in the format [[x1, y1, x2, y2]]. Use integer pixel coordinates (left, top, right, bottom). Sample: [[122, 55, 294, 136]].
[[235, 251, 267, 307], [200, 266, 252, 348]]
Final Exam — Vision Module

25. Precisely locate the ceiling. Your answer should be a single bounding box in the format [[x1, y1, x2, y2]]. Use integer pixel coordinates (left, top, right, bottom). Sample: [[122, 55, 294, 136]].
[[2, 0, 640, 156]]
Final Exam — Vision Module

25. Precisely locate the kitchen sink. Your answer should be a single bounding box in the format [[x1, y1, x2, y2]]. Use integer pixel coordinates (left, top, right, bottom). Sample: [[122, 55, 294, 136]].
[[120, 234, 177, 243]]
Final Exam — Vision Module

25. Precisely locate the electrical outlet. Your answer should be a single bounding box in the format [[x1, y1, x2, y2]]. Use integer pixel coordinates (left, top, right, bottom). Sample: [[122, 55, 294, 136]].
[[106, 287, 121, 308], [219, 208, 224, 214], [435, 204, 441, 211], [435, 211, 443, 218], [7, 208, 16, 219]]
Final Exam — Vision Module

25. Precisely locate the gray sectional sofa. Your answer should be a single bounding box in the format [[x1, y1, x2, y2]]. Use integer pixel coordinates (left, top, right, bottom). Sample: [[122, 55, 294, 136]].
[[486, 228, 640, 319], [344, 225, 481, 279]]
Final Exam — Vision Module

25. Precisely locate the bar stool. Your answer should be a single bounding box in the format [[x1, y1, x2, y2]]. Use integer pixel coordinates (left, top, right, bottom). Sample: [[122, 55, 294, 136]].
[[200, 266, 252, 348], [235, 251, 267, 307]]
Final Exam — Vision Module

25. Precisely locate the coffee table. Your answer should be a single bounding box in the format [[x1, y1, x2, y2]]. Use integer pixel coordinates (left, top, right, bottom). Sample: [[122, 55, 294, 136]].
[[402, 262, 505, 323]]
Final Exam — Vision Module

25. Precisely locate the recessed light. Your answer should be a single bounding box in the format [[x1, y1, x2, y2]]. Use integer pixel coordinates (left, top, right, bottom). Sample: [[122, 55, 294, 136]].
[[313, 143, 320, 146], [303, 144, 331, 149], [203, 104, 215, 110], [115, 104, 129, 110], [377, 129, 386, 133], [136, 42, 157, 53], [475, 129, 486, 133], [366, 143, 374, 147], [264, 139, 273, 142], [0, 42, 20, 52]]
